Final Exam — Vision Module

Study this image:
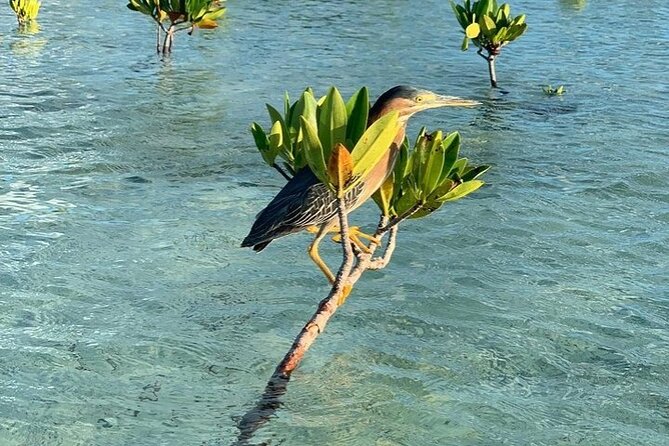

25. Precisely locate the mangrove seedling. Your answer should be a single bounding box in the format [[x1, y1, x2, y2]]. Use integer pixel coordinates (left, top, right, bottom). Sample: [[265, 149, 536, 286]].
[[543, 85, 566, 96], [127, 0, 226, 54], [450, 0, 527, 87], [9, 0, 40, 28], [238, 86, 488, 443]]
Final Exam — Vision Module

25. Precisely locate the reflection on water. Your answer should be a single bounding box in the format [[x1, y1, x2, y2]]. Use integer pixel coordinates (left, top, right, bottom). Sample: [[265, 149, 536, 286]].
[[1, 0, 668, 445], [559, 0, 588, 12], [9, 36, 46, 57], [17, 21, 41, 35]]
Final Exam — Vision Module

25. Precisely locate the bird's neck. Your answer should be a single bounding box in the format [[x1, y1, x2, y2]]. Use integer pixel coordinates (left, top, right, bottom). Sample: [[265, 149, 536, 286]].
[[368, 101, 401, 126], [368, 104, 408, 155]]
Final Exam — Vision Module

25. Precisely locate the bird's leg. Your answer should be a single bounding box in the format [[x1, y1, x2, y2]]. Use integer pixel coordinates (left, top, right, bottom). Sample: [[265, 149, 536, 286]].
[[307, 225, 336, 284], [330, 226, 381, 254]]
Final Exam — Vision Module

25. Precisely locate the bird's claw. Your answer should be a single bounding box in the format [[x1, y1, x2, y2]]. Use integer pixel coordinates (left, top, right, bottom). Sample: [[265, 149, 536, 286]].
[[331, 226, 380, 253]]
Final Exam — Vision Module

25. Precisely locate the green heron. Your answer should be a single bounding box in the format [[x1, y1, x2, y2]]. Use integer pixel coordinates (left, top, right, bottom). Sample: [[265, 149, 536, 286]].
[[242, 85, 479, 282]]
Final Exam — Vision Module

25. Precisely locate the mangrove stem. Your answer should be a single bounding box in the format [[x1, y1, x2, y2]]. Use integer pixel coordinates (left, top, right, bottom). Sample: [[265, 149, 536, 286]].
[[234, 213, 406, 444]]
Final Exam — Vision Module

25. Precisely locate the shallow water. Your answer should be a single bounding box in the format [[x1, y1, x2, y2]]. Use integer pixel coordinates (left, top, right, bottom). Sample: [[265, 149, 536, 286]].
[[1, 1, 668, 445]]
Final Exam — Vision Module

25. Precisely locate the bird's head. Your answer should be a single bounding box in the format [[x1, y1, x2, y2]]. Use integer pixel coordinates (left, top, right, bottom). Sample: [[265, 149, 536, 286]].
[[369, 85, 480, 124]]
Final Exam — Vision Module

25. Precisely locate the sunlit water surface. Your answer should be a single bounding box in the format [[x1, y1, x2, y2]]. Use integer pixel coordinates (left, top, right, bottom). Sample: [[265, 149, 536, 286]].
[[1, 1, 668, 445]]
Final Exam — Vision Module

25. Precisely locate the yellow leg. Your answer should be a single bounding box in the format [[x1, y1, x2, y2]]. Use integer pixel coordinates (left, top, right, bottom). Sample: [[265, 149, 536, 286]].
[[308, 224, 336, 284], [331, 226, 381, 254]]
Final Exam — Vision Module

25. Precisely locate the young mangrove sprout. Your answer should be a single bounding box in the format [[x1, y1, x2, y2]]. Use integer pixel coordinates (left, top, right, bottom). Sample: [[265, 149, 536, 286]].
[[450, 0, 527, 87], [543, 85, 567, 96], [9, 0, 41, 28], [126, 0, 226, 54]]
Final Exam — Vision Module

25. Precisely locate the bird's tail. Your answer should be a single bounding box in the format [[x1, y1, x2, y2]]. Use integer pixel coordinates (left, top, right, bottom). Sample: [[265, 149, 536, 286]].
[[241, 234, 271, 251]]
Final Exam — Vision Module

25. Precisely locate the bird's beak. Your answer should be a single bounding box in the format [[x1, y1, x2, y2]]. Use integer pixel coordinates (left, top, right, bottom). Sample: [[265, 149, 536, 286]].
[[428, 94, 481, 108]]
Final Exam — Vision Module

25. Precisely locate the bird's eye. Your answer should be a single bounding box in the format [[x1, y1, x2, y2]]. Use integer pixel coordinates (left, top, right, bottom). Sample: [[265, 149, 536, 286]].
[[416, 96, 424, 102]]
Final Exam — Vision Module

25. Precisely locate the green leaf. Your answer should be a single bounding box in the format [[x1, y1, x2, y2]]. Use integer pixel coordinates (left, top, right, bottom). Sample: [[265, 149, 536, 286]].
[[201, 6, 226, 22], [438, 180, 485, 201], [461, 165, 490, 181], [506, 22, 527, 41], [288, 98, 302, 141], [412, 129, 429, 183], [474, 0, 490, 19], [452, 157, 469, 176], [500, 3, 511, 22], [394, 186, 421, 216], [302, 91, 318, 128], [461, 36, 470, 51], [250, 122, 272, 165], [283, 91, 291, 120], [318, 87, 348, 162], [268, 120, 283, 164], [372, 174, 395, 217], [299, 116, 329, 186], [421, 131, 446, 197], [266, 104, 290, 152], [480, 14, 497, 36], [127, 0, 154, 15], [450, 1, 470, 29], [440, 132, 461, 182], [493, 26, 509, 43], [430, 179, 456, 200], [393, 138, 410, 193], [348, 111, 400, 193], [345, 87, 369, 147]]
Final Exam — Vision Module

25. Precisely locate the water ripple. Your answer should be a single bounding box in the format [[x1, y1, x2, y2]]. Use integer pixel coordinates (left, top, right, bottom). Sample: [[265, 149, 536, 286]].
[[1, 0, 668, 445]]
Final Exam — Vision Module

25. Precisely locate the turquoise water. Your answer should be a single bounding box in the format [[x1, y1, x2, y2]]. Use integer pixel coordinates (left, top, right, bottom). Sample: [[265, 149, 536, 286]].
[[1, 0, 668, 444]]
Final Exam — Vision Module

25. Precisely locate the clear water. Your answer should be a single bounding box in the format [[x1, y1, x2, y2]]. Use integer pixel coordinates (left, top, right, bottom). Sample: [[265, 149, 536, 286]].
[[1, 1, 668, 445]]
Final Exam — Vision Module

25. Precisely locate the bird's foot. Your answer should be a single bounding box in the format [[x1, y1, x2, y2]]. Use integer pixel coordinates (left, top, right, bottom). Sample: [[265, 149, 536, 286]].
[[331, 226, 381, 254]]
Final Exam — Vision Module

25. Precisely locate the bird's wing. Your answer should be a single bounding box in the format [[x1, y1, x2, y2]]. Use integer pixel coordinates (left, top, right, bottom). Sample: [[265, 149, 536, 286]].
[[242, 168, 337, 247]]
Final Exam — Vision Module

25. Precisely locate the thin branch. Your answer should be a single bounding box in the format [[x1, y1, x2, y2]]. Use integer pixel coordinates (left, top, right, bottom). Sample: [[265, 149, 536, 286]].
[[379, 203, 423, 232], [477, 47, 490, 61], [173, 23, 194, 33], [272, 163, 293, 181], [334, 195, 355, 287], [368, 225, 398, 270]]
